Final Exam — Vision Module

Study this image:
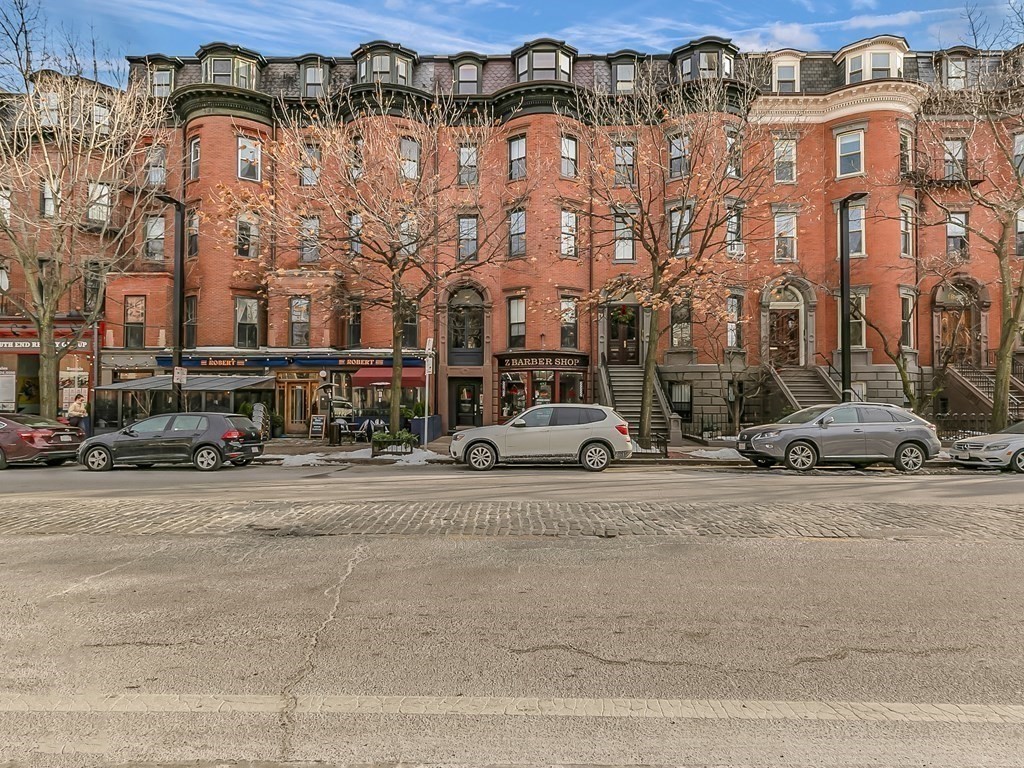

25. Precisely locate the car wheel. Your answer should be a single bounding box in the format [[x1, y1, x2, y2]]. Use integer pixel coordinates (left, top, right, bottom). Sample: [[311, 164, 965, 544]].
[[0, 448, 7, 470], [465, 442, 496, 471], [784, 441, 817, 471], [580, 442, 611, 472], [232, 458, 253, 467], [193, 446, 223, 472], [894, 442, 926, 473], [1010, 449, 1024, 474], [751, 457, 776, 469], [44, 459, 68, 467], [83, 446, 113, 472]]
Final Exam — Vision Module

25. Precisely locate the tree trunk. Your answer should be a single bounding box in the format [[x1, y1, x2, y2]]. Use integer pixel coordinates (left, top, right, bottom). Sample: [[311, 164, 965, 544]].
[[390, 283, 404, 436], [991, 331, 1016, 430], [37, 316, 59, 420], [639, 307, 660, 442]]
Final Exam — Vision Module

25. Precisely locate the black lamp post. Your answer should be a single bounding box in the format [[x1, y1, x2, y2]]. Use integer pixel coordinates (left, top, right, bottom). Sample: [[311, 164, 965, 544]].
[[155, 193, 186, 411], [839, 192, 868, 402]]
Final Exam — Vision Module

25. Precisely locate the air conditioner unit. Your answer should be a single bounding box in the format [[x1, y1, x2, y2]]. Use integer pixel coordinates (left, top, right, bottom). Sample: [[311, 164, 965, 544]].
[[727, 242, 746, 256]]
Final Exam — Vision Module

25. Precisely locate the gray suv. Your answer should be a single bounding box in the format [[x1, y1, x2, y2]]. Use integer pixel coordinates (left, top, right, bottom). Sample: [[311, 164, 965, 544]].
[[738, 403, 941, 472]]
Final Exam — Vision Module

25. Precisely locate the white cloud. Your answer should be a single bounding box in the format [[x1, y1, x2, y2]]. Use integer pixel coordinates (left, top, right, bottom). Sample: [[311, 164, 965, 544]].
[[851, 0, 879, 9], [734, 22, 822, 52], [842, 11, 922, 31]]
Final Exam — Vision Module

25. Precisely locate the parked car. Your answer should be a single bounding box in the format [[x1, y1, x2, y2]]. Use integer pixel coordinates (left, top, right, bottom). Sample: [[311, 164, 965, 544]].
[[737, 402, 941, 472], [0, 413, 84, 469], [78, 412, 263, 472], [450, 404, 632, 471], [950, 421, 1024, 472]]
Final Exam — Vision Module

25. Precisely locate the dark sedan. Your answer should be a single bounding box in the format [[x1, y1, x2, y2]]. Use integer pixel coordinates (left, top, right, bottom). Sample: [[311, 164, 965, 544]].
[[0, 413, 84, 469], [78, 412, 263, 472]]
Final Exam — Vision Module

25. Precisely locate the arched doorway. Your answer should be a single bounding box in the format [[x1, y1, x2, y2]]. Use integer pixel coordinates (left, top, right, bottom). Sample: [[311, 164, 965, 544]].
[[934, 282, 984, 367], [766, 284, 805, 366]]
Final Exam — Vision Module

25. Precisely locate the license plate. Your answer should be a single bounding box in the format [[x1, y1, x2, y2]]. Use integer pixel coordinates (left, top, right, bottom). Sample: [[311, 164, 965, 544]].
[[249, 446, 259, 453], [59, 435, 73, 442], [739, 441, 749, 450], [954, 453, 969, 461]]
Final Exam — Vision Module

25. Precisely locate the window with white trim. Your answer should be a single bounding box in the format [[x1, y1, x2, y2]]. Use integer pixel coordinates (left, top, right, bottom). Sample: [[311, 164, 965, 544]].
[[236, 213, 259, 259], [775, 62, 798, 92], [508, 209, 526, 258], [560, 209, 578, 257], [87, 182, 112, 223], [40, 179, 56, 217], [669, 134, 689, 178], [300, 144, 320, 186], [946, 57, 966, 90], [303, 63, 325, 97], [237, 136, 261, 182], [899, 129, 914, 175], [669, 206, 691, 256], [943, 138, 966, 181], [187, 210, 199, 258], [774, 212, 797, 262], [188, 137, 200, 180], [671, 302, 692, 348], [38, 92, 58, 126], [348, 212, 362, 254], [290, 296, 310, 347], [947, 211, 968, 260], [614, 61, 635, 93], [560, 298, 578, 348], [400, 136, 419, 180], [560, 135, 578, 178], [900, 290, 915, 349], [509, 136, 526, 180], [726, 206, 742, 254], [458, 144, 478, 186], [146, 145, 166, 187], [613, 142, 635, 185], [726, 295, 743, 348], [838, 294, 867, 348], [507, 297, 526, 348], [837, 130, 863, 176], [124, 296, 146, 348], [93, 104, 110, 134], [299, 216, 320, 262], [235, 297, 259, 349], [456, 62, 479, 94], [848, 55, 863, 84], [398, 217, 417, 256], [458, 214, 478, 261], [774, 138, 795, 182], [846, 204, 865, 257], [870, 52, 892, 79], [0, 188, 10, 224], [614, 213, 634, 261], [143, 215, 165, 260], [725, 132, 741, 178], [900, 205, 914, 258]]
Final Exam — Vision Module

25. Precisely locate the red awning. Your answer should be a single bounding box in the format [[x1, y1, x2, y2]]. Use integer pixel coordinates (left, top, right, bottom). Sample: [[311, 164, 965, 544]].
[[350, 366, 425, 388]]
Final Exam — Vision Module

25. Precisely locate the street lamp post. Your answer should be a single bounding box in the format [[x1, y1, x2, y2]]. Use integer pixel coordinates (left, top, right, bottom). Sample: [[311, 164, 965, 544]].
[[839, 192, 868, 403], [156, 194, 186, 411]]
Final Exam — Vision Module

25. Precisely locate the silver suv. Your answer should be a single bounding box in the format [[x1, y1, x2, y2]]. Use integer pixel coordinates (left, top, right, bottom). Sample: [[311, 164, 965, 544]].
[[450, 404, 633, 471], [738, 403, 940, 472]]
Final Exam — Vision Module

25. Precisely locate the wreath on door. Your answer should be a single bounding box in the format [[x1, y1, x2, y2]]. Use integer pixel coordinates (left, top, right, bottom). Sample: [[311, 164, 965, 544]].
[[611, 305, 635, 325]]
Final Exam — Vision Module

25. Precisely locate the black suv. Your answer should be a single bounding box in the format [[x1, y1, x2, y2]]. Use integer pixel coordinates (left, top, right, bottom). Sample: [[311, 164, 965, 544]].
[[78, 413, 263, 472]]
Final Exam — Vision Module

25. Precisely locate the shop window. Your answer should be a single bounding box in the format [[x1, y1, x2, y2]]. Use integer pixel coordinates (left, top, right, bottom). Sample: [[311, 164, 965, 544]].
[[501, 372, 528, 418], [531, 371, 554, 406]]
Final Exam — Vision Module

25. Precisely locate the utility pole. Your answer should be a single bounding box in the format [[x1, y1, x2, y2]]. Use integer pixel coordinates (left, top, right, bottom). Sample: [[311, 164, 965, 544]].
[[839, 192, 868, 402], [156, 194, 186, 411]]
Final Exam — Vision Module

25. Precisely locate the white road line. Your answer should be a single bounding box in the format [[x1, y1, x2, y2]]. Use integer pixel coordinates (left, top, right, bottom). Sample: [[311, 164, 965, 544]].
[[0, 693, 1021, 723]]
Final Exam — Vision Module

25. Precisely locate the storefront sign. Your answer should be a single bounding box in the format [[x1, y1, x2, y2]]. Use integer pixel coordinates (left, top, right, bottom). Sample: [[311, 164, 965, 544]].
[[496, 352, 589, 370], [0, 368, 15, 411], [0, 339, 91, 351], [308, 414, 326, 439], [294, 356, 425, 368]]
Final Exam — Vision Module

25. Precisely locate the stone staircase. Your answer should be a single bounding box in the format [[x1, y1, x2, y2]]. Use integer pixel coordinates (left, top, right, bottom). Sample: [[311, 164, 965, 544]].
[[952, 364, 1024, 418], [776, 366, 841, 409], [606, 366, 670, 435]]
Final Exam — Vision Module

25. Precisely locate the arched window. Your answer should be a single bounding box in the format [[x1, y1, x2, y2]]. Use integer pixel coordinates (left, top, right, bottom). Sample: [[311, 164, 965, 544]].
[[448, 288, 484, 365], [456, 62, 480, 94]]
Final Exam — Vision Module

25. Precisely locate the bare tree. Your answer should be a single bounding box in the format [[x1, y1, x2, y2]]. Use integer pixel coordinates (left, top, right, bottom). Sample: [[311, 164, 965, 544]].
[[0, 0, 169, 418], [221, 84, 538, 433], [558, 56, 797, 440], [901, 3, 1024, 427]]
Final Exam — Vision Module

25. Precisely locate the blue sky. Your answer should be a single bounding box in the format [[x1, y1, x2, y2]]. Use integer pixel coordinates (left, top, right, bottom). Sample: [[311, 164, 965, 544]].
[[46, 0, 1000, 59]]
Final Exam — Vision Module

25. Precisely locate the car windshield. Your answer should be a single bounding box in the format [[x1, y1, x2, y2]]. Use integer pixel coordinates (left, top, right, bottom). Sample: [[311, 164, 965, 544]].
[[776, 405, 834, 425], [997, 420, 1024, 435]]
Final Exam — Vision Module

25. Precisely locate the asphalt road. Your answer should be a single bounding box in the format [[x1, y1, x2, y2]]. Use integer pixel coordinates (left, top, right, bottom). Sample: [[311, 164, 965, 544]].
[[1, 464, 1023, 767]]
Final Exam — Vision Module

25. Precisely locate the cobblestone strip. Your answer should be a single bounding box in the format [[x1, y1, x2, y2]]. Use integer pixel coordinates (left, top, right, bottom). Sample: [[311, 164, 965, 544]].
[[0, 692, 1021, 723], [0, 499, 1023, 539]]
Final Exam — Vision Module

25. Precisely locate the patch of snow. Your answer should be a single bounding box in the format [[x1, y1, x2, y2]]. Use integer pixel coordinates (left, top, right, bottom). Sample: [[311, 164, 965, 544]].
[[344, 447, 445, 464], [688, 448, 745, 461], [262, 452, 333, 467], [938, 450, 952, 460]]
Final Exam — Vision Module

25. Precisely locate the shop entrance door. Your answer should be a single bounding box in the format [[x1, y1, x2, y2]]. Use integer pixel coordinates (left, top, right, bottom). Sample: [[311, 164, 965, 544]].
[[282, 381, 314, 435], [449, 378, 483, 429], [606, 307, 639, 365]]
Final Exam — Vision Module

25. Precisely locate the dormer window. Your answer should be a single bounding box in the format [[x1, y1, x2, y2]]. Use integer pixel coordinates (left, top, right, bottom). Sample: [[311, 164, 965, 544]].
[[698, 52, 719, 78], [613, 61, 636, 93], [151, 68, 173, 97], [681, 57, 692, 80], [515, 47, 572, 82], [456, 62, 480, 94], [848, 55, 863, 84], [946, 57, 967, 90], [870, 52, 892, 79], [774, 62, 798, 92], [357, 48, 414, 85], [302, 62, 327, 97], [202, 56, 257, 89]]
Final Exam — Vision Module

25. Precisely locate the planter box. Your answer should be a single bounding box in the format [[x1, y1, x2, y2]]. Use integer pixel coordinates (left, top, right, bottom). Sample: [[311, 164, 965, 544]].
[[371, 436, 418, 457]]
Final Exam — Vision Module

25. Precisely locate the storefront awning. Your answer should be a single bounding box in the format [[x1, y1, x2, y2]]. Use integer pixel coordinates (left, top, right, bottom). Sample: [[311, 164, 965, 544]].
[[350, 367, 425, 388], [97, 375, 276, 392]]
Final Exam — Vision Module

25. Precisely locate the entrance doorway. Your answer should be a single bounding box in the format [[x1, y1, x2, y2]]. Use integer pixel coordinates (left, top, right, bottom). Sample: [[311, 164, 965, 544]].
[[767, 285, 804, 367], [280, 380, 316, 435], [606, 305, 639, 365], [935, 283, 982, 367], [449, 378, 483, 429]]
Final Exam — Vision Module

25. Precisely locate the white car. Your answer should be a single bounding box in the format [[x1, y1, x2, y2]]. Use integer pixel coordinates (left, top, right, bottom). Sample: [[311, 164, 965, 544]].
[[450, 404, 633, 471], [950, 421, 1024, 472]]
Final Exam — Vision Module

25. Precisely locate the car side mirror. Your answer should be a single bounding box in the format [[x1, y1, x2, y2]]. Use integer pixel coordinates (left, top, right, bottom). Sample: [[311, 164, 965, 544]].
[[121, 427, 136, 436], [820, 417, 834, 428], [512, 419, 527, 428]]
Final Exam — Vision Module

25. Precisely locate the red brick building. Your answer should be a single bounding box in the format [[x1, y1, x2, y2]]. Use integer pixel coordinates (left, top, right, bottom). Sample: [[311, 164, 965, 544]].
[[78, 35, 1024, 435]]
